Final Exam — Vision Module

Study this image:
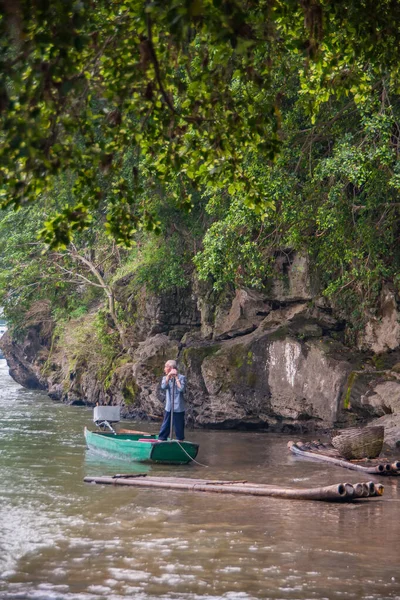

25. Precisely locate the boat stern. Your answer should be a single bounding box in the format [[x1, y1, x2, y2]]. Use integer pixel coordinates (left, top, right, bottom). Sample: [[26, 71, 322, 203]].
[[150, 440, 199, 464]]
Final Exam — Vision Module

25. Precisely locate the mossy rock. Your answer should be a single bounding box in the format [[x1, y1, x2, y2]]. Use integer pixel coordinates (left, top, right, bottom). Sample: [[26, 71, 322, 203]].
[[145, 346, 179, 377], [266, 326, 290, 341], [293, 323, 323, 340], [226, 344, 254, 370], [201, 341, 259, 393], [343, 371, 358, 409], [103, 356, 132, 390], [122, 380, 140, 406], [182, 344, 220, 369]]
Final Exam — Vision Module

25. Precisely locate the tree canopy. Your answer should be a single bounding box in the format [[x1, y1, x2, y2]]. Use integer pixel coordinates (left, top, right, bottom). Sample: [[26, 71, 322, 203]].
[[2, 1, 400, 343], [2, 0, 400, 247]]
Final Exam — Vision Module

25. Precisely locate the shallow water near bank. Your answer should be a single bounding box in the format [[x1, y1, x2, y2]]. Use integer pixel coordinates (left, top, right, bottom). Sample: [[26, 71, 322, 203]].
[[0, 359, 400, 600]]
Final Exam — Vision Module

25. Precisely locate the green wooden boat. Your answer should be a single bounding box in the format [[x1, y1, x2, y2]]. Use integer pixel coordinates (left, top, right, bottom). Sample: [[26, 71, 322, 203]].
[[84, 427, 199, 465]]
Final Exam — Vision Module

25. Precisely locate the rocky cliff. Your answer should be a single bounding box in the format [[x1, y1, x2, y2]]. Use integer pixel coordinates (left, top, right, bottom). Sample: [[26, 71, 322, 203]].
[[3, 252, 400, 446]]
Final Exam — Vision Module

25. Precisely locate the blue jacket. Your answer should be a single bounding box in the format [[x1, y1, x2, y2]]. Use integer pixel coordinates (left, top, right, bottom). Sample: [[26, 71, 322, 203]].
[[161, 374, 186, 412]]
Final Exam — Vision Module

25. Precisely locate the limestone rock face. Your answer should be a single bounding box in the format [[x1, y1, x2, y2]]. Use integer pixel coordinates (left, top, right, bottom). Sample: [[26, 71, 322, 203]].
[[358, 381, 400, 448], [105, 334, 180, 419], [194, 331, 350, 430], [370, 414, 400, 448], [198, 335, 270, 428], [360, 381, 400, 417], [267, 339, 350, 424], [0, 300, 54, 391], [359, 286, 400, 353], [0, 259, 352, 432], [130, 334, 179, 416], [0, 330, 47, 390], [180, 344, 221, 425], [261, 303, 308, 329], [5, 251, 400, 441], [114, 279, 201, 344], [213, 288, 271, 340], [260, 302, 341, 336], [339, 369, 400, 448]]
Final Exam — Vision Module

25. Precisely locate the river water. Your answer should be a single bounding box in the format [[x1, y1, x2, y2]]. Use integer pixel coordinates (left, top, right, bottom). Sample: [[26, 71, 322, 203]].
[[1, 359, 400, 600]]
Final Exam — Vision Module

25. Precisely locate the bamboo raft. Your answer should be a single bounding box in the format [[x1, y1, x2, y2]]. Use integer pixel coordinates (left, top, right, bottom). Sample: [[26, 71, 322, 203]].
[[288, 440, 400, 475], [84, 474, 384, 502]]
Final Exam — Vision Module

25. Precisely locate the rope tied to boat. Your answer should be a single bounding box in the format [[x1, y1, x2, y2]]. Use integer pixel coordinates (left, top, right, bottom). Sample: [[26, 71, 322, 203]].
[[175, 440, 209, 468]]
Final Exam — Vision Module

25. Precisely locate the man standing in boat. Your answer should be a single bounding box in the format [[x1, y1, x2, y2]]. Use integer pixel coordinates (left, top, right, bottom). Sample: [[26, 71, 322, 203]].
[[158, 360, 186, 442]]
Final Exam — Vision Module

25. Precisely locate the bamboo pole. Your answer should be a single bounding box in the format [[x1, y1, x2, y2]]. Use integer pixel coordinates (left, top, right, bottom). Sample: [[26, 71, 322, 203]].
[[112, 474, 248, 485], [366, 481, 375, 496], [353, 483, 366, 497], [83, 475, 366, 501], [118, 429, 150, 435], [169, 379, 175, 441], [370, 482, 384, 496], [352, 482, 385, 497], [288, 441, 398, 475]]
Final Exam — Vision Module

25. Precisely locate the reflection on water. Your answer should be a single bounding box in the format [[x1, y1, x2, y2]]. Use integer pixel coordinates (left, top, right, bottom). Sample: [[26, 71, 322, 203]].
[[0, 359, 400, 599], [84, 448, 151, 475]]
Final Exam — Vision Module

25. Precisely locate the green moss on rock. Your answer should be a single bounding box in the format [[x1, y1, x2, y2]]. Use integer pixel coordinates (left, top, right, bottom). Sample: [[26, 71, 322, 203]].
[[266, 326, 290, 341], [226, 344, 254, 369], [343, 371, 357, 409], [123, 380, 140, 405], [182, 344, 220, 369]]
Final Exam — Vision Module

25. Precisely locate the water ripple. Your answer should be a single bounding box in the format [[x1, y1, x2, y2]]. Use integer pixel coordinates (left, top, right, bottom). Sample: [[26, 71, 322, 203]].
[[1, 359, 400, 600]]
